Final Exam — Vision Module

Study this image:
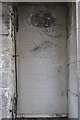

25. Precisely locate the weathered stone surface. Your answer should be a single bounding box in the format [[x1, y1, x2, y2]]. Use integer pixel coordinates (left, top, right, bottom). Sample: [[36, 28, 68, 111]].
[[67, 3, 76, 37], [77, 28, 80, 62], [78, 2, 80, 29], [0, 2, 79, 119], [0, 90, 2, 109], [2, 72, 9, 88], [67, 3, 78, 118], [2, 90, 9, 109], [0, 57, 10, 71], [77, 2, 80, 119], [1, 36, 11, 48], [0, 2, 15, 119], [2, 108, 9, 118], [67, 29, 77, 64], [0, 2, 2, 15], [0, 109, 2, 120]]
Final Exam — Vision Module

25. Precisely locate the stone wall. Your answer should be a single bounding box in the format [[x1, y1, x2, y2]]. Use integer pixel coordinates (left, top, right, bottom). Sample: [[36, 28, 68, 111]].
[[0, 2, 15, 119], [67, 3, 78, 118], [76, 1, 80, 119]]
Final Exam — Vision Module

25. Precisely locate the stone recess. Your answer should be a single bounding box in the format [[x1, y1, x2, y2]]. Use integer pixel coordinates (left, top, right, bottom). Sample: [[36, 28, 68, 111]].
[[0, 2, 15, 119], [0, 2, 79, 119]]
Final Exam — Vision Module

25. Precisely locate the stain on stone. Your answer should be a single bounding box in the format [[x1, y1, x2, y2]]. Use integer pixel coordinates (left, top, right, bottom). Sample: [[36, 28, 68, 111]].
[[57, 70, 60, 72], [31, 40, 54, 54], [54, 43, 57, 47], [31, 10, 55, 28], [32, 46, 40, 52], [42, 28, 62, 38], [61, 91, 64, 96]]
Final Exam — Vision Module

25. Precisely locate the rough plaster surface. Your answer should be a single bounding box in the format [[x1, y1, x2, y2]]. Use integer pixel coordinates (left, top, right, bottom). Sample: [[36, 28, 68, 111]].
[[17, 5, 68, 117]]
